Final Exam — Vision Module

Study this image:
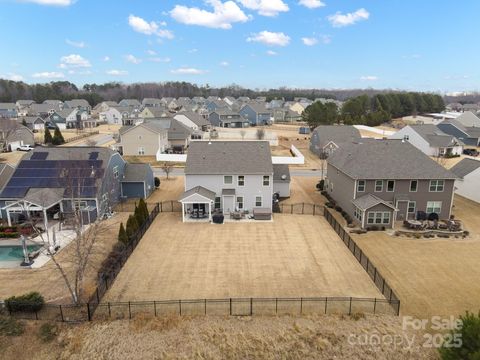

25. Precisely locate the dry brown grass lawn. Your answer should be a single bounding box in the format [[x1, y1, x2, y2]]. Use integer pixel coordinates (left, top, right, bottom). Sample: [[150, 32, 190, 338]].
[[0, 314, 438, 360], [0, 213, 129, 303], [349, 195, 480, 318], [104, 213, 382, 302]]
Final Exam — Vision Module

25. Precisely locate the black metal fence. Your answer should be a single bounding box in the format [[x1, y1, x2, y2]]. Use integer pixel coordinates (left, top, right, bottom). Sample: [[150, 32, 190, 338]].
[[324, 207, 400, 315], [0, 296, 399, 322], [115, 201, 181, 213], [85, 203, 160, 317], [276, 202, 324, 216]]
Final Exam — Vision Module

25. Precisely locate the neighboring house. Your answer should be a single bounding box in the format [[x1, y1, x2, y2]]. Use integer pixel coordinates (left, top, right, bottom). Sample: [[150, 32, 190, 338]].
[[100, 106, 139, 125], [325, 139, 457, 228], [92, 101, 118, 116], [174, 111, 211, 131], [43, 100, 63, 107], [147, 118, 194, 151], [389, 125, 464, 157], [28, 103, 61, 117], [462, 104, 480, 114], [223, 96, 236, 106], [47, 109, 88, 129], [0, 103, 18, 118], [119, 122, 169, 156], [142, 98, 164, 108], [268, 99, 285, 109], [209, 110, 249, 128], [118, 99, 141, 108], [445, 103, 463, 112], [239, 103, 272, 126], [273, 164, 291, 198], [179, 141, 274, 222], [289, 102, 306, 115], [0, 121, 35, 151], [272, 108, 302, 123], [450, 158, 480, 204], [0, 147, 154, 225], [139, 106, 169, 119], [437, 119, 480, 147], [64, 99, 91, 114], [451, 111, 480, 127], [121, 163, 155, 199], [18, 116, 46, 131], [309, 125, 361, 157], [206, 99, 229, 113]]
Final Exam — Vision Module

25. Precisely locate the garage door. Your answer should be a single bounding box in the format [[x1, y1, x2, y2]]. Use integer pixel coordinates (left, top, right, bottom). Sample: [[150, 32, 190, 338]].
[[121, 182, 145, 198]]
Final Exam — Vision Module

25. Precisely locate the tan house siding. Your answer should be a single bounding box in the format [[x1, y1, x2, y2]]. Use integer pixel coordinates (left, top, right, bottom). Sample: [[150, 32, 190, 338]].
[[120, 126, 168, 156]]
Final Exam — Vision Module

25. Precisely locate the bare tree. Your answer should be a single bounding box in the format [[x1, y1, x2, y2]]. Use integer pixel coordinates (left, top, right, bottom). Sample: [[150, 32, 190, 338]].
[[0, 120, 22, 152], [162, 162, 174, 179], [434, 150, 448, 168], [256, 128, 265, 140], [240, 129, 246, 140], [318, 151, 328, 179]]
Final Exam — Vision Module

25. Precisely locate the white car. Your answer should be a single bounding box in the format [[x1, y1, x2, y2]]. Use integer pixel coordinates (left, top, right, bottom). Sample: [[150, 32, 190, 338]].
[[17, 145, 34, 151]]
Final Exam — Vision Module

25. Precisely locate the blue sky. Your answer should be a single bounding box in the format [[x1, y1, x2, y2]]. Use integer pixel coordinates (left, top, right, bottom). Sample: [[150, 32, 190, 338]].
[[0, 0, 478, 93]]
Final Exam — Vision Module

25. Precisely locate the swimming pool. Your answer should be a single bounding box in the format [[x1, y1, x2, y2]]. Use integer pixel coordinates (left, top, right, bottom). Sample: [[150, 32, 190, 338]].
[[0, 245, 42, 262]]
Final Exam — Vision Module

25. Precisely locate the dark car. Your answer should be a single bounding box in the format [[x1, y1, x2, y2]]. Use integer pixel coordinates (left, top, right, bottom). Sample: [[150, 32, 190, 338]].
[[463, 149, 479, 157]]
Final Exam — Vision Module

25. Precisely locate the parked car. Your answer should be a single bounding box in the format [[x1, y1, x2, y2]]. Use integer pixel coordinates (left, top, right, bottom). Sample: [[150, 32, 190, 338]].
[[17, 145, 33, 151], [463, 149, 479, 157]]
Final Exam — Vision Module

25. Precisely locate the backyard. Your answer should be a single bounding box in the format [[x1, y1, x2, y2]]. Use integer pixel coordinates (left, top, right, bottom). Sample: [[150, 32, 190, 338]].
[[347, 194, 480, 318], [104, 213, 382, 302]]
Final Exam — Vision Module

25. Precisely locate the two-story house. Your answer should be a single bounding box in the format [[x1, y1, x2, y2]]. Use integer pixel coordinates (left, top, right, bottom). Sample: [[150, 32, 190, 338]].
[[309, 125, 361, 157], [0, 103, 18, 118], [208, 110, 249, 128], [179, 141, 274, 222], [437, 118, 480, 147], [174, 111, 211, 132], [239, 103, 272, 126], [119, 122, 169, 156], [325, 139, 457, 228]]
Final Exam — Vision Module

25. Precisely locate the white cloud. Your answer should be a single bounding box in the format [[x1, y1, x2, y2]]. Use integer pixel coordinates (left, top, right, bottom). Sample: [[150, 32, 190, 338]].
[[32, 72, 65, 79], [106, 70, 128, 76], [220, 61, 229, 66], [1, 73, 24, 81], [320, 34, 332, 44], [237, 0, 289, 17], [149, 57, 171, 63], [59, 54, 91, 68], [266, 50, 278, 56], [328, 8, 369, 27], [65, 39, 86, 48], [125, 54, 142, 64], [19, 0, 73, 6], [302, 37, 318, 46], [247, 31, 290, 46], [170, 0, 250, 29], [170, 68, 206, 75], [103, 56, 110, 62], [147, 50, 157, 56], [360, 75, 378, 81], [298, 0, 325, 9], [128, 14, 174, 39]]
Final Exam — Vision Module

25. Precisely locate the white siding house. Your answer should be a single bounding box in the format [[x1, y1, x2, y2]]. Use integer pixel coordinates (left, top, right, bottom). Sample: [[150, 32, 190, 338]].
[[450, 158, 480, 203]]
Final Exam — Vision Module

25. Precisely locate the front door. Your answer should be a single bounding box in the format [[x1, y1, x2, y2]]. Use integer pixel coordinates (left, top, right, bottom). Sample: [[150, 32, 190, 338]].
[[222, 196, 235, 214], [396, 201, 408, 221]]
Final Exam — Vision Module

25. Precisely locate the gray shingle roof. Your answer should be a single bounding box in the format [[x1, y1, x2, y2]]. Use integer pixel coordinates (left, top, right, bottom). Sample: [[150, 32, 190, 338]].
[[327, 139, 458, 180], [176, 111, 209, 127], [273, 164, 291, 182], [242, 102, 271, 114], [450, 158, 480, 178], [179, 186, 216, 202], [146, 118, 192, 140], [24, 188, 64, 208], [122, 163, 151, 182], [410, 125, 464, 147], [0, 164, 14, 190], [455, 111, 480, 127], [310, 125, 361, 153], [185, 141, 273, 175], [352, 193, 397, 211]]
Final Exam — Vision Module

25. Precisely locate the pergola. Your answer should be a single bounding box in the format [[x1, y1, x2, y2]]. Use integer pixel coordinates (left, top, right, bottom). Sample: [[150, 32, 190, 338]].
[[3, 188, 64, 229], [178, 186, 216, 222]]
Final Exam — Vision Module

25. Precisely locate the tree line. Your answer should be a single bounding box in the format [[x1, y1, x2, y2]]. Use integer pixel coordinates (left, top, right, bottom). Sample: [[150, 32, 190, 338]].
[[303, 92, 445, 128]]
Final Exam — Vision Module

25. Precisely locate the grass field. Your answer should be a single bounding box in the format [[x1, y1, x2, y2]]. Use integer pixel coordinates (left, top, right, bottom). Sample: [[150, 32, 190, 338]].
[[104, 213, 382, 302], [350, 195, 480, 318]]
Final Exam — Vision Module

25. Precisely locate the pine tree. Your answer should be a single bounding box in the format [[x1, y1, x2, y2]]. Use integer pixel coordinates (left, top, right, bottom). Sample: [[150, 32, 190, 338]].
[[138, 198, 149, 222], [52, 127, 65, 145], [126, 215, 139, 238], [44, 128, 53, 144], [118, 222, 128, 244]]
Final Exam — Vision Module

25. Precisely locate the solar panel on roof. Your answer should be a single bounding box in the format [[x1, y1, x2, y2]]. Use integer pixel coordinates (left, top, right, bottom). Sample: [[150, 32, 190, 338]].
[[89, 152, 99, 160], [30, 152, 48, 160]]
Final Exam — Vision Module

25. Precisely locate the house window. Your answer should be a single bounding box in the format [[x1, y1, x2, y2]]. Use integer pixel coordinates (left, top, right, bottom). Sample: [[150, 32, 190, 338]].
[[236, 196, 244, 209], [74, 201, 88, 211], [353, 206, 362, 221], [113, 166, 119, 179], [357, 180, 366, 192], [426, 201, 442, 214], [224, 175, 233, 185], [410, 180, 418, 192], [375, 180, 383, 192], [367, 212, 391, 225], [263, 176, 270, 186], [138, 147, 145, 155], [408, 201, 416, 214], [238, 175, 245, 186], [429, 180, 444, 192], [214, 197, 221, 209], [255, 196, 262, 207], [387, 180, 395, 192]]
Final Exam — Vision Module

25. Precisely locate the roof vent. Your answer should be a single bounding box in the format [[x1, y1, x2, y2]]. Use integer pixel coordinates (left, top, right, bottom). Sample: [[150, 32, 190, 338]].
[[281, 174, 287, 180]]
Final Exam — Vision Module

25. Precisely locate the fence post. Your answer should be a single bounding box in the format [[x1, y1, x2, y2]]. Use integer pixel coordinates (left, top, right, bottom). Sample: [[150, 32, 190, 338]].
[[128, 302, 131, 319], [229, 298, 232, 316], [349, 297, 352, 315], [171, 201, 174, 212], [154, 301, 157, 317], [204, 299, 207, 315], [160, 202, 163, 212], [59, 305, 64, 322], [300, 297, 303, 314], [108, 302, 111, 318], [397, 301, 401, 316], [87, 303, 91, 321], [250, 298, 253, 316], [382, 279, 385, 295], [325, 298, 328, 314], [275, 298, 278, 314], [302, 203, 304, 214], [290, 204, 293, 214], [179, 300, 182, 316], [374, 298, 377, 314], [313, 205, 316, 216], [373, 268, 377, 283]]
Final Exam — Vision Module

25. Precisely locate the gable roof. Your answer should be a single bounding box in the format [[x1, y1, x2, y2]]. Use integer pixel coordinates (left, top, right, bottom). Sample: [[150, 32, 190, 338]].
[[327, 139, 457, 180], [455, 111, 480, 127], [145, 118, 193, 140], [122, 163, 152, 182], [352, 193, 397, 211], [310, 125, 361, 151], [176, 111, 209, 127], [179, 186, 216, 202], [450, 158, 480, 178], [409, 125, 464, 147], [185, 141, 273, 175], [242, 102, 271, 114], [273, 164, 291, 182]]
